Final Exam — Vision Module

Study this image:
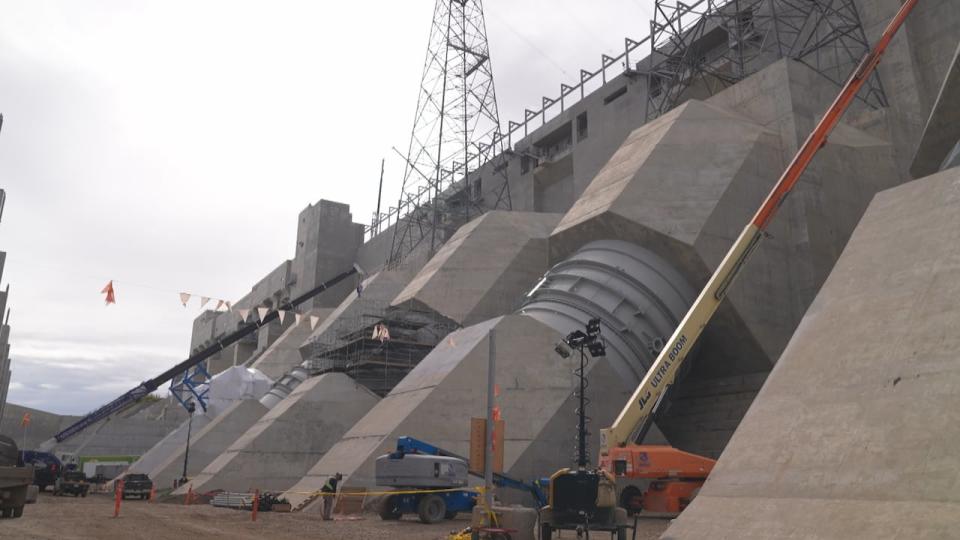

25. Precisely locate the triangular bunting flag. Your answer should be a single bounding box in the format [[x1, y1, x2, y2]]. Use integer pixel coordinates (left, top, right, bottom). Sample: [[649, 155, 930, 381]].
[[200, 297, 211, 308], [225, 300, 232, 310], [101, 281, 116, 306], [215, 300, 225, 311], [238, 308, 249, 322], [295, 313, 303, 325], [310, 315, 320, 330], [278, 310, 287, 324], [179, 292, 191, 307], [257, 307, 269, 322]]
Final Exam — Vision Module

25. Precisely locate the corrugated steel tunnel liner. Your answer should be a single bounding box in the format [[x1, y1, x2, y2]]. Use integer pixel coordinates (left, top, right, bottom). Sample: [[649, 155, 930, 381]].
[[519, 240, 696, 387]]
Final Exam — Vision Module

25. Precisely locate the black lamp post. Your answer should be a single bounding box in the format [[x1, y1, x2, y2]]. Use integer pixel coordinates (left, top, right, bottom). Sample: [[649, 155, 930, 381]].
[[181, 401, 196, 485]]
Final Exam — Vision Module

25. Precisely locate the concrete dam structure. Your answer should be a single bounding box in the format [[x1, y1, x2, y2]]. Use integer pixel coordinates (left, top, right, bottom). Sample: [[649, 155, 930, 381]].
[[16, 0, 960, 537]]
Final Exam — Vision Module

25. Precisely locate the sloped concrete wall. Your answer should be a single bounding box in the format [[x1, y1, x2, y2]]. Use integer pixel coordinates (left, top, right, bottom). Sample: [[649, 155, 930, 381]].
[[663, 167, 960, 539], [150, 399, 267, 491], [173, 373, 378, 495], [248, 308, 333, 380], [127, 414, 214, 476], [282, 314, 653, 510], [56, 398, 188, 458], [392, 211, 560, 326]]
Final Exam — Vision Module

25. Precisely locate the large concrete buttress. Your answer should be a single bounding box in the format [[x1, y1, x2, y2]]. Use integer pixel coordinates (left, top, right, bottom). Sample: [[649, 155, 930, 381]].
[[520, 240, 696, 387]]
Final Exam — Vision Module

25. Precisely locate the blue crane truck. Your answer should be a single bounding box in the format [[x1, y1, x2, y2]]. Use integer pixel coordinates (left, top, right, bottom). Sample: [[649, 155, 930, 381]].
[[374, 436, 547, 524]]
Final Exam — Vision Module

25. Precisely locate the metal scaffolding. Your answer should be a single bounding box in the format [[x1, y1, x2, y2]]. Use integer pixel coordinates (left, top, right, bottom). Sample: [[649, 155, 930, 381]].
[[304, 305, 458, 397], [386, 0, 511, 268], [645, 0, 886, 120]]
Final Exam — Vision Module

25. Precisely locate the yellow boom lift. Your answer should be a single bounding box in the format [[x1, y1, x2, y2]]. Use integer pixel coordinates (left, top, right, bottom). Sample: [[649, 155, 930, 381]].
[[539, 0, 921, 537]]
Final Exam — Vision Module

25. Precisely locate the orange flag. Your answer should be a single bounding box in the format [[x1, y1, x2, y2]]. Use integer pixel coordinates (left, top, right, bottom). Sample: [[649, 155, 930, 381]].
[[21, 412, 30, 427], [101, 281, 116, 306]]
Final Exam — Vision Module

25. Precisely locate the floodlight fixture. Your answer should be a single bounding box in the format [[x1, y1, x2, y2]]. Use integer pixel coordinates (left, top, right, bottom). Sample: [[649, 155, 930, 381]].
[[586, 318, 602, 336], [587, 341, 607, 358], [564, 330, 590, 347]]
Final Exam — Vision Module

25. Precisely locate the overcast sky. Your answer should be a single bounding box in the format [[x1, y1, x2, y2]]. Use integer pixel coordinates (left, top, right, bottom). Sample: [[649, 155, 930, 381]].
[[1, 0, 654, 415]]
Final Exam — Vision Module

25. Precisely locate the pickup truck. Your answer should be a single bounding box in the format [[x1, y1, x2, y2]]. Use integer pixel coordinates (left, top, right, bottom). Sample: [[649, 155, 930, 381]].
[[0, 435, 33, 518], [120, 473, 153, 500], [54, 471, 89, 497], [19, 450, 61, 492]]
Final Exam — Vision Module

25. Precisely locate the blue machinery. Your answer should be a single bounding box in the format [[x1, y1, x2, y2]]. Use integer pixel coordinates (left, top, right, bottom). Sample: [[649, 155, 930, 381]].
[[382, 436, 548, 517], [169, 364, 212, 413]]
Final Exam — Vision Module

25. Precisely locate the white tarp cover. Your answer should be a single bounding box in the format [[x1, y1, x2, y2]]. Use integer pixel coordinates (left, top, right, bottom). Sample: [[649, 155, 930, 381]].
[[205, 366, 273, 414]]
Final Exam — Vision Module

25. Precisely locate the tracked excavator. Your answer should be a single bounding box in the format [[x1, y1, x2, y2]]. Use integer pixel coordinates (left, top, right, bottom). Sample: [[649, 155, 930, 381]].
[[539, 1, 920, 537]]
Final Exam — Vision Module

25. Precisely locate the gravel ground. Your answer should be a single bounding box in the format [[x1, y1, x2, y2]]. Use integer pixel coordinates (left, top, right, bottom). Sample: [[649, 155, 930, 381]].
[[1, 491, 670, 540]]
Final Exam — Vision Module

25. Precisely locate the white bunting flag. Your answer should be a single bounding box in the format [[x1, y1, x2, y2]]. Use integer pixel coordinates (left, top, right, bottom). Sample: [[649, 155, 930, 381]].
[[258, 307, 269, 322], [215, 299, 225, 311], [200, 297, 211, 308], [238, 308, 249, 322], [295, 313, 303, 325], [310, 315, 320, 330], [179, 292, 191, 307], [225, 301, 232, 311], [278, 310, 287, 324]]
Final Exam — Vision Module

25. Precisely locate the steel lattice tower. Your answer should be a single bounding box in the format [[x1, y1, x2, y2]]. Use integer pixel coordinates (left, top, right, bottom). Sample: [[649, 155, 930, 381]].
[[646, 0, 886, 120], [388, 0, 509, 268]]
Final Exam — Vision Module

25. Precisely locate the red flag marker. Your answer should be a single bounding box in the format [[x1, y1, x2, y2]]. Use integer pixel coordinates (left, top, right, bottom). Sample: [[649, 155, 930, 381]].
[[101, 281, 116, 306]]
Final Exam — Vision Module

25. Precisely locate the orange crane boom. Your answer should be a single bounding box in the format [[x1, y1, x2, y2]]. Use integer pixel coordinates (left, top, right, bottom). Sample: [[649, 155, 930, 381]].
[[541, 0, 922, 532], [593, 0, 921, 517]]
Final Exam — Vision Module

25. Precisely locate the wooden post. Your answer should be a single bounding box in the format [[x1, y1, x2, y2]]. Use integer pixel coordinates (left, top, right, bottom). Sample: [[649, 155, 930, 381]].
[[252, 489, 260, 522], [184, 484, 193, 506], [149, 484, 156, 503]]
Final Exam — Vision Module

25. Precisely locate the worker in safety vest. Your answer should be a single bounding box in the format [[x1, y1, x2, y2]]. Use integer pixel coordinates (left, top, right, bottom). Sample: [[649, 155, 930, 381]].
[[320, 473, 342, 520]]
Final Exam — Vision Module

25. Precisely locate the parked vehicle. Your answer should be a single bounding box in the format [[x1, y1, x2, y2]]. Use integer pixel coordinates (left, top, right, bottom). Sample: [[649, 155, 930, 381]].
[[120, 473, 153, 500], [18, 450, 61, 493], [54, 471, 89, 497], [0, 436, 33, 518]]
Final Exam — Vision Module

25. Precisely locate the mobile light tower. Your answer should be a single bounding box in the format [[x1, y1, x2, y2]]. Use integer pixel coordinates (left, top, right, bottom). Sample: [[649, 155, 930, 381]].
[[556, 318, 606, 470]]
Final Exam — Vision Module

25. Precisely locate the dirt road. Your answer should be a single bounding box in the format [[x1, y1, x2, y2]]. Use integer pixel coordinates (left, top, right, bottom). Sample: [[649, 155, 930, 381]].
[[2, 492, 670, 539]]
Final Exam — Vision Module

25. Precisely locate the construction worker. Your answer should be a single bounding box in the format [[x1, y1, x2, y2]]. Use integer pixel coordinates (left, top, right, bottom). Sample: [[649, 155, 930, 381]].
[[320, 473, 342, 521]]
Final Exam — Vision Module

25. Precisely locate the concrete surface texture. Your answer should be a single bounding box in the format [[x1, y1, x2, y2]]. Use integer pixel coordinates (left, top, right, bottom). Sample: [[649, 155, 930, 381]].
[[247, 307, 334, 380], [49, 398, 190, 458], [912, 41, 960, 177], [663, 166, 960, 539], [126, 413, 212, 477], [148, 398, 267, 491], [549, 98, 782, 375], [174, 373, 378, 495], [0, 402, 80, 450], [391, 210, 560, 326], [553, 61, 903, 375], [282, 314, 657, 511]]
